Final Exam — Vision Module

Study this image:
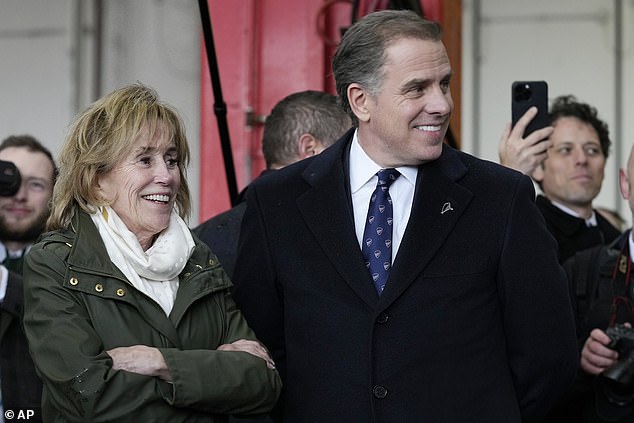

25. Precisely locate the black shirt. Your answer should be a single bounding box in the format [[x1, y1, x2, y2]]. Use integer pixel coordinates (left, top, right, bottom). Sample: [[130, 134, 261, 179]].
[[536, 195, 621, 263]]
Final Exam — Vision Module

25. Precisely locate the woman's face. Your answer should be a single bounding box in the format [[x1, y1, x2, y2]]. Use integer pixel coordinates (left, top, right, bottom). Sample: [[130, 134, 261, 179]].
[[97, 127, 180, 249]]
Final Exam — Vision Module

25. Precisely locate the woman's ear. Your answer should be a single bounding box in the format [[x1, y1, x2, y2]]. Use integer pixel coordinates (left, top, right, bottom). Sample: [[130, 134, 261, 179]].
[[94, 176, 107, 201]]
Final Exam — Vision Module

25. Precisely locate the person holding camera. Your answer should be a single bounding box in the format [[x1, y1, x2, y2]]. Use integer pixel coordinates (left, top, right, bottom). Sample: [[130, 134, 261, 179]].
[[0, 135, 57, 273], [499, 95, 621, 264], [0, 135, 56, 423], [559, 143, 634, 422]]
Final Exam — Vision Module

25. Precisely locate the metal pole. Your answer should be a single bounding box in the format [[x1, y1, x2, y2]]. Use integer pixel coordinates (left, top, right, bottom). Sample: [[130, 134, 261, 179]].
[[197, 0, 239, 206]]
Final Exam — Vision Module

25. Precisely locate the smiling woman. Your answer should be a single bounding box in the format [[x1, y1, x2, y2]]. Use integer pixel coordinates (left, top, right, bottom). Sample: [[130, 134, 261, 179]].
[[21, 83, 282, 422], [96, 131, 181, 250]]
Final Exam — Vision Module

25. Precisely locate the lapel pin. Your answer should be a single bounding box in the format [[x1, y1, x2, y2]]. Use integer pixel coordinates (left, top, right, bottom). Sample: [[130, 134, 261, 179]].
[[441, 202, 454, 215]]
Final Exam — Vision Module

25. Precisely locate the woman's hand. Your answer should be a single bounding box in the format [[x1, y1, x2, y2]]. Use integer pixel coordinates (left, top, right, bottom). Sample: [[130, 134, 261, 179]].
[[218, 339, 276, 369], [107, 339, 276, 382], [107, 345, 172, 381], [580, 328, 619, 375]]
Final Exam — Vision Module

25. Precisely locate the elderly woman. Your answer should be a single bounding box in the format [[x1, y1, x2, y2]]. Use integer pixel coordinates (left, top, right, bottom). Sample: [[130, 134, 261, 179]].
[[22, 84, 281, 422]]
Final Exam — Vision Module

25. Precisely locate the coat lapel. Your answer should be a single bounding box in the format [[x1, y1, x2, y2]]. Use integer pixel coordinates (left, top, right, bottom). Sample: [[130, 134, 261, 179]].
[[297, 135, 380, 307], [379, 146, 473, 307], [296, 138, 474, 310]]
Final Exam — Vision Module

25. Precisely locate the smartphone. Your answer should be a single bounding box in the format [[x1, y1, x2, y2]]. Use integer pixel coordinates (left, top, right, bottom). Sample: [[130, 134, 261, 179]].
[[511, 81, 549, 138]]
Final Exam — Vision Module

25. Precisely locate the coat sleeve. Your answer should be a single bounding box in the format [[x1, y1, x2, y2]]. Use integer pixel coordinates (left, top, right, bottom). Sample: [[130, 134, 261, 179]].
[[498, 175, 579, 422], [24, 244, 160, 421], [23, 241, 281, 421], [158, 288, 282, 415]]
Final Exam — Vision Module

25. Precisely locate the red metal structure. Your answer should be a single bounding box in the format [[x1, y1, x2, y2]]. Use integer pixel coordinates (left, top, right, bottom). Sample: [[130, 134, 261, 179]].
[[199, 0, 460, 221]]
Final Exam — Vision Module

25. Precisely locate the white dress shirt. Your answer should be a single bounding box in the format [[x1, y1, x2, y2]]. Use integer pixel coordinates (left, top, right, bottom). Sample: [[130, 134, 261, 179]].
[[349, 129, 417, 263]]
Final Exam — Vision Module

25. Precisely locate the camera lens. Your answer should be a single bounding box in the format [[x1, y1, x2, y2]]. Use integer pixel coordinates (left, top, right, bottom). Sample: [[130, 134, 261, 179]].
[[514, 84, 532, 102]]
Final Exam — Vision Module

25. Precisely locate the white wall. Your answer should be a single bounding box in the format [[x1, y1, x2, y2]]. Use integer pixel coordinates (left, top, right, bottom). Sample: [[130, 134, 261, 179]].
[[0, 0, 201, 223], [101, 0, 201, 223], [0, 0, 75, 155]]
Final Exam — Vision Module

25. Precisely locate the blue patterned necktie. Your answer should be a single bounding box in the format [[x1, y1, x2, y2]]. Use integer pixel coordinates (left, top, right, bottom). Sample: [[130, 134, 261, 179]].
[[362, 168, 400, 294]]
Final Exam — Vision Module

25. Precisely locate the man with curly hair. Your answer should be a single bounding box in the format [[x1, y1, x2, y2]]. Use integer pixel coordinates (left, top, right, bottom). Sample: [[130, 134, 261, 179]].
[[500, 95, 620, 263]]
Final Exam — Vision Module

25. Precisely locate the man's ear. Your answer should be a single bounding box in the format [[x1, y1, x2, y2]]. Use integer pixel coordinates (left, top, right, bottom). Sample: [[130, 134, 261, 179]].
[[297, 133, 319, 160], [532, 164, 544, 183], [620, 168, 630, 200], [348, 83, 370, 123]]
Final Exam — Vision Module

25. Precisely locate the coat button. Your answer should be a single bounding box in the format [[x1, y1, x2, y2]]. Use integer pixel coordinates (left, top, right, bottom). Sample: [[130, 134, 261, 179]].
[[373, 385, 388, 399], [94, 283, 104, 293], [376, 313, 389, 324], [116, 288, 125, 297], [69, 277, 79, 286]]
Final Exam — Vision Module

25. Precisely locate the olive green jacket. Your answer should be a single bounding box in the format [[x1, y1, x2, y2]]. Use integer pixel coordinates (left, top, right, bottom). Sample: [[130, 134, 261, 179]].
[[23, 211, 281, 422]]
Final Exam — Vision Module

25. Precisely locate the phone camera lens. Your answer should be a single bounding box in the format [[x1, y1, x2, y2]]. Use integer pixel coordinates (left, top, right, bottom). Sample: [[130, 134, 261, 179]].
[[514, 84, 532, 102]]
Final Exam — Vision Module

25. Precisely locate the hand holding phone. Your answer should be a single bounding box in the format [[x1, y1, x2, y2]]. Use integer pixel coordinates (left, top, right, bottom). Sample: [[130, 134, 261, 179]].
[[511, 81, 549, 138], [499, 81, 553, 175]]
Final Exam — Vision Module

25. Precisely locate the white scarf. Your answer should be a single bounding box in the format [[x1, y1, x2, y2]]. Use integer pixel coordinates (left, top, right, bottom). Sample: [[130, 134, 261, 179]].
[[90, 206, 195, 316]]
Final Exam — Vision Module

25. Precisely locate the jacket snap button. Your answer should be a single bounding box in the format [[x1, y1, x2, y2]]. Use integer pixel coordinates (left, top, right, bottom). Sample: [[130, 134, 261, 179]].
[[373, 385, 388, 399], [69, 277, 79, 286], [95, 284, 104, 293], [116, 288, 125, 297], [377, 313, 389, 324]]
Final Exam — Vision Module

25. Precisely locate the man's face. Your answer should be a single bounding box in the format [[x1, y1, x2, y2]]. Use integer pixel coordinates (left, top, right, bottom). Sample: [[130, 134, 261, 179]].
[[534, 116, 606, 212], [0, 147, 54, 243], [355, 38, 453, 167]]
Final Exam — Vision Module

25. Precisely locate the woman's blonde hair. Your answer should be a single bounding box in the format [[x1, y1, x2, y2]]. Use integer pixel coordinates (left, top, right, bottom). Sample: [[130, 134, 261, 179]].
[[48, 83, 191, 230]]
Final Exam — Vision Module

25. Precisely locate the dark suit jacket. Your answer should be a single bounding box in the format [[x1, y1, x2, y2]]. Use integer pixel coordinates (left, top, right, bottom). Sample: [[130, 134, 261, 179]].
[[233, 131, 579, 422], [193, 202, 247, 279], [194, 171, 275, 279], [0, 271, 42, 422], [536, 195, 621, 264]]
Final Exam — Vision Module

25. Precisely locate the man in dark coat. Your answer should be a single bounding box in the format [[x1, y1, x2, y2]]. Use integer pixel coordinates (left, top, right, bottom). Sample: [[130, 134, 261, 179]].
[[558, 142, 634, 422], [232, 10, 578, 423]]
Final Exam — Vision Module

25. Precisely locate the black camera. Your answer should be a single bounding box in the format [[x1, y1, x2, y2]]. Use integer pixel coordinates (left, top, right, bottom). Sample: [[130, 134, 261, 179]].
[[598, 324, 634, 405], [0, 160, 21, 197]]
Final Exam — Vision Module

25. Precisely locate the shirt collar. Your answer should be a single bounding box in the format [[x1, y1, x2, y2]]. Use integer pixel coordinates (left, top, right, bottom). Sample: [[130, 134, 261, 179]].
[[0, 265, 7, 303], [550, 199, 597, 227], [349, 129, 418, 193]]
